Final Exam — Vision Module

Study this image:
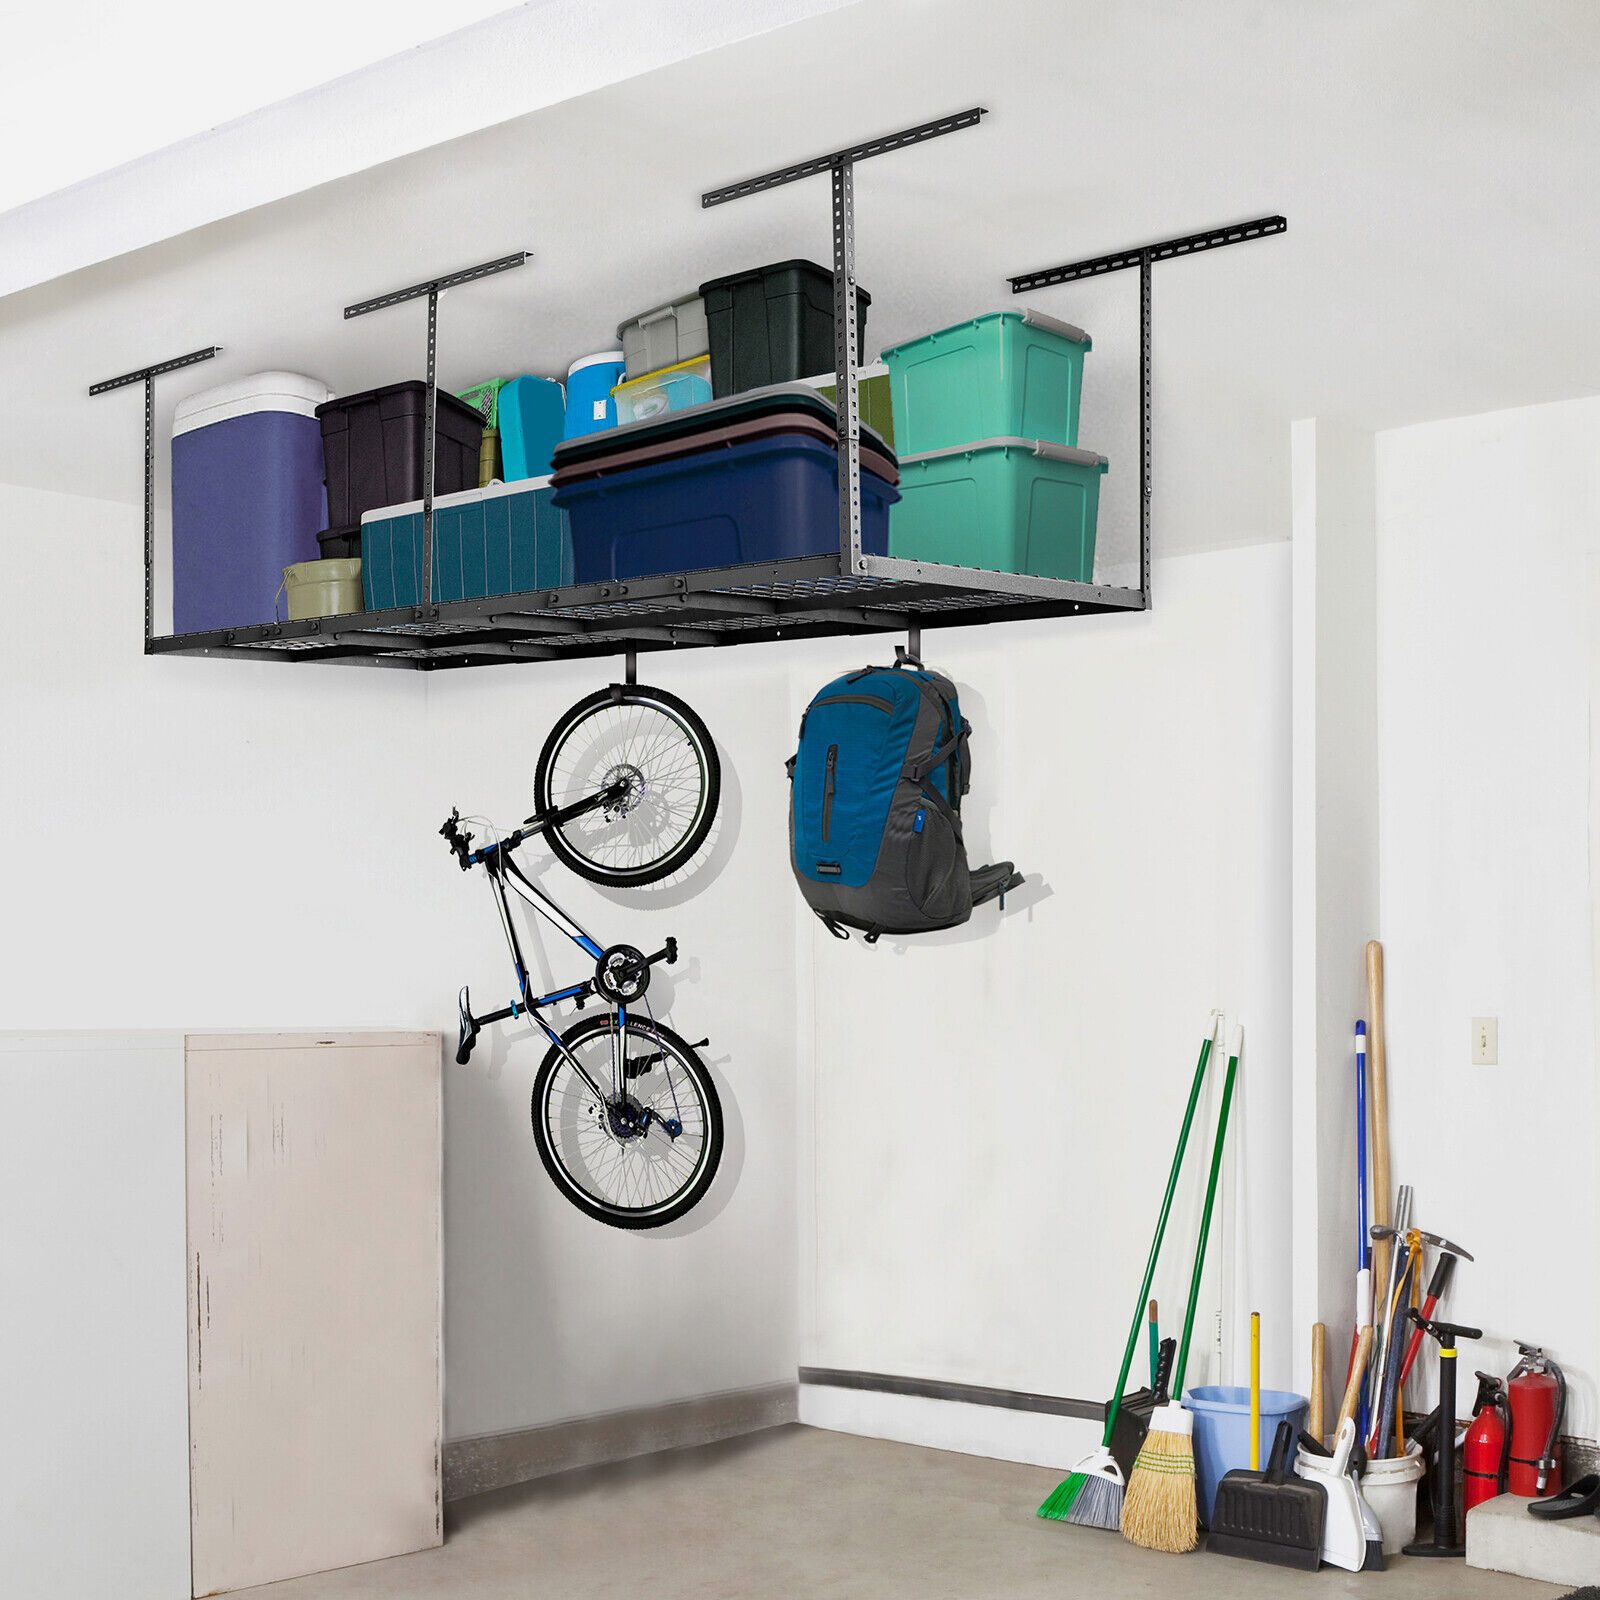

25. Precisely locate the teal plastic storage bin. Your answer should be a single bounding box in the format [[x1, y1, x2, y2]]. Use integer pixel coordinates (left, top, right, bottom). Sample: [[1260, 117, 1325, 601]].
[[360, 477, 573, 608], [500, 375, 566, 481], [1185, 1387, 1309, 1526], [882, 309, 1091, 453], [890, 437, 1106, 580]]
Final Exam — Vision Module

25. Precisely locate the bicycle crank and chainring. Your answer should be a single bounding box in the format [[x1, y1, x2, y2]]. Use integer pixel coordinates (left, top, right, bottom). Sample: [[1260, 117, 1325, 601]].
[[594, 943, 650, 1003]]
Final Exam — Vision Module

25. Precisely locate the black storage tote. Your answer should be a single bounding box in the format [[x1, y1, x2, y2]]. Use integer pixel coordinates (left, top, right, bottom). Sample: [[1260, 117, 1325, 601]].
[[699, 260, 870, 398], [316, 381, 484, 530]]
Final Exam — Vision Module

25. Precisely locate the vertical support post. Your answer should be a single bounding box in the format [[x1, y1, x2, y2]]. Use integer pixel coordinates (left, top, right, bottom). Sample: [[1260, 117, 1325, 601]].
[[624, 649, 638, 686], [832, 156, 862, 574], [422, 288, 439, 609], [143, 374, 156, 648], [1139, 249, 1152, 606]]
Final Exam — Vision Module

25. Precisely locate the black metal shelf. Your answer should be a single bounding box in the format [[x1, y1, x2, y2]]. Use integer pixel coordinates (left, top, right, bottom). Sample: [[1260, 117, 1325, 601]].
[[96, 108, 1285, 674], [146, 553, 1144, 671]]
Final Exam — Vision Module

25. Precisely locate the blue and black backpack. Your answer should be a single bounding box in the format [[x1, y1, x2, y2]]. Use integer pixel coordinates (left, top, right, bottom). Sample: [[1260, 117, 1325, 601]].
[[788, 649, 1022, 941]]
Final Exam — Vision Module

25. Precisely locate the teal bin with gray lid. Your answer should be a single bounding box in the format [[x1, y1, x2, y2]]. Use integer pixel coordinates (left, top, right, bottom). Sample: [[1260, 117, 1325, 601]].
[[890, 438, 1107, 581], [882, 309, 1091, 453]]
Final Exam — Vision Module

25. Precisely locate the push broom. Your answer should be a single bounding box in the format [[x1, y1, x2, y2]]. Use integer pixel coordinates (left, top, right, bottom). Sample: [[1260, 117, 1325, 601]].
[[1037, 1014, 1222, 1528], [1122, 1023, 1243, 1555]]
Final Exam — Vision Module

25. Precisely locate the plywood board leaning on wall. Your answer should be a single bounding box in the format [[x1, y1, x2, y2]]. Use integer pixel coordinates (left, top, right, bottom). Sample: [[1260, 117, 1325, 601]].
[[186, 1032, 443, 1595]]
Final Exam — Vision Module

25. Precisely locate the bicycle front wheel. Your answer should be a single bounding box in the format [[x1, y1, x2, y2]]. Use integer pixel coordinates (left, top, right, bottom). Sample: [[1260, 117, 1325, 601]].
[[531, 1014, 723, 1229], [533, 683, 720, 886]]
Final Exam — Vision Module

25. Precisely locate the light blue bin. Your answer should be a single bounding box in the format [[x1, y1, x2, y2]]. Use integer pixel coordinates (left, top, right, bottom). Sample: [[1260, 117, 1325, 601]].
[[500, 375, 566, 480], [1185, 1386, 1308, 1525]]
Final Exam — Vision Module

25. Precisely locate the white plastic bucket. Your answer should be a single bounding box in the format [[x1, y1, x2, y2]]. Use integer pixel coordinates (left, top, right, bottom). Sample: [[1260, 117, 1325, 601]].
[[1361, 1444, 1425, 1554]]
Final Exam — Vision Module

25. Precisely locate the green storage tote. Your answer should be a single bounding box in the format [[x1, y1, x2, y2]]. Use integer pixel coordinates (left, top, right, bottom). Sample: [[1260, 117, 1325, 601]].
[[890, 437, 1107, 581], [360, 477, 573, 608], [882, 309, 1091, 453], [806, 361, 894, 449]]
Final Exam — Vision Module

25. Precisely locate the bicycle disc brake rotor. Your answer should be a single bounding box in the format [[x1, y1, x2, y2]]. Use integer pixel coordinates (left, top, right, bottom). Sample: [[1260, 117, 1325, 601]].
[[594, 943, 650, 1003], [600, 763, 646, 822]]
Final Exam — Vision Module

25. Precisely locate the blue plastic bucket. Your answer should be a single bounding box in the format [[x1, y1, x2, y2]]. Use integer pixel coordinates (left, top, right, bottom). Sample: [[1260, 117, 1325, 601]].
[[565, 352, 624, 439], [1184, 1386, 1308, 1524]]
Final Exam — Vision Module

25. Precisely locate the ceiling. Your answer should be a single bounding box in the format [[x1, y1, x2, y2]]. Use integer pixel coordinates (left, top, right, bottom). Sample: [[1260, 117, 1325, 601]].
[[2, 0, 1596, 568], [0, 0, 516, 214]]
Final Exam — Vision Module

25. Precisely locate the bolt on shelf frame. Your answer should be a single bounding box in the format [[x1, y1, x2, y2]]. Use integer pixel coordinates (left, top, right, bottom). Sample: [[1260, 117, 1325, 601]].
[[113, 121, 1283, 671]]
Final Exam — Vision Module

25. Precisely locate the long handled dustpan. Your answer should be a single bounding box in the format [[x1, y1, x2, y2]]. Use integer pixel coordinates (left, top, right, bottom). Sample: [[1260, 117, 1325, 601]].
[[1207, 1419, 1326, 1569]]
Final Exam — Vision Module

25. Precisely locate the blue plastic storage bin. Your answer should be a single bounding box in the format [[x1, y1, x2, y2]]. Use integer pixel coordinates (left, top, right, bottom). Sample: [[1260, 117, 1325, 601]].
[[552, 432, 895, 584], [500, 376, 566, 480], [171, 372, 330, 632], [564, 351, 625, 439], [359, 477, 573, 609], [1185, 1386, 1309, 1525]]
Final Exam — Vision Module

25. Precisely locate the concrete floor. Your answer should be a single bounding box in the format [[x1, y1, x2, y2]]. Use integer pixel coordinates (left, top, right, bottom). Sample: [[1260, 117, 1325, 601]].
[[236, 1424, 1565, 1599]]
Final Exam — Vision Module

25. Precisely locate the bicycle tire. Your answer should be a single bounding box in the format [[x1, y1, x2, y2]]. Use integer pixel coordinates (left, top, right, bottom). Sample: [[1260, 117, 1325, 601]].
[[533, 683, 720, 887], [530, 1013, 723, 1229]]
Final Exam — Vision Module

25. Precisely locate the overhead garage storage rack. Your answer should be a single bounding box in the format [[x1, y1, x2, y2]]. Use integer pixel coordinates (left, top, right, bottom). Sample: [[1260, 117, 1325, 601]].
[[95, 108, 1285, 671]]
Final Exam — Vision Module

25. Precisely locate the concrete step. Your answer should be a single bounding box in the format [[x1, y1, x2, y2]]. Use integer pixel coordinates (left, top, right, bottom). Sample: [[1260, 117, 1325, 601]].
[[1468, 1491, 1600, 1589]]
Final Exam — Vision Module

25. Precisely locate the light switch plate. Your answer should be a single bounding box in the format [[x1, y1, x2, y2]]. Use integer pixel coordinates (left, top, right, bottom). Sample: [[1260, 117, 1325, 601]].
[[1472, 1017, 1498, 1066]]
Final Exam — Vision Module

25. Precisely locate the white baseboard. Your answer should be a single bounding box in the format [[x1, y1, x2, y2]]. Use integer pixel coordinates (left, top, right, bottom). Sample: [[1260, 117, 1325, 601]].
[[799, 1380, 1099, 1470]]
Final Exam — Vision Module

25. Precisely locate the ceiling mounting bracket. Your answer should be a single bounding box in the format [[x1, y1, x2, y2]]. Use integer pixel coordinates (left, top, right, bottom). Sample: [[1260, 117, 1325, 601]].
[[1008, 215, 1288, 612], [344, 252, 530, 614], [90, 344, 222, 651]]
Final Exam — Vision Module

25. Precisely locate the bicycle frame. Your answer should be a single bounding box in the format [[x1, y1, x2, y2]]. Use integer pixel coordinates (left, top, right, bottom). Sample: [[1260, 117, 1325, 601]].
[[450, 790, 673, 1111]]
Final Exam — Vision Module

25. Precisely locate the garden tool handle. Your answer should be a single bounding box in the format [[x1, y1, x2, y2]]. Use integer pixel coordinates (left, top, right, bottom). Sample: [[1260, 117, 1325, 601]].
[[1339, 1325, 1374, 1432], [1309, 1323, 1326, 1441]]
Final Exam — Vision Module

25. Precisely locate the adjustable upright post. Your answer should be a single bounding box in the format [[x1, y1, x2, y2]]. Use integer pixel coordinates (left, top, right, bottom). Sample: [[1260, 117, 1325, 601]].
[[423, 289, 439, 608], [345, 251, 530, 611], [832, 155, 862, 574], [1140, 250, 1152, 602], [90, 344, 221, 647]]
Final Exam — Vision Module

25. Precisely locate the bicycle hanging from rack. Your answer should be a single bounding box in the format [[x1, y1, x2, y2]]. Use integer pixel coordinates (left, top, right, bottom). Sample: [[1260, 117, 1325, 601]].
[[443, 678, 723, 1228]]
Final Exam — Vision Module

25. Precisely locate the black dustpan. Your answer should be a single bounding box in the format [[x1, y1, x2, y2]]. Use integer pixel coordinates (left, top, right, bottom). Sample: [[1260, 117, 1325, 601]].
[[1109, 1337, 1176, 1483], [1207, 1419, 1326, 1569]]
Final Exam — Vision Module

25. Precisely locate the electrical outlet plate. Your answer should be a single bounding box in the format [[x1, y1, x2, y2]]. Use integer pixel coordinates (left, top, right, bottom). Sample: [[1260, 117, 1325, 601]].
[[1472, 1017, 1499, 1066]]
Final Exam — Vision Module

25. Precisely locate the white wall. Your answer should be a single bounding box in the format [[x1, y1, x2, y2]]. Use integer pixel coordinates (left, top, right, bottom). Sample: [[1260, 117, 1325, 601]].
[[0, 480, 800, 1444], [797, 543, 1295, 1454], [1375, 396, 1600, 1438], [1290, 419, 1379, 1399]]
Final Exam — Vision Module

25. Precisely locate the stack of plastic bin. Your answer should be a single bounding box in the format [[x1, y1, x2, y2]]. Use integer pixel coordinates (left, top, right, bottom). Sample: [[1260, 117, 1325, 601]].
[[551, 384, 896, 585], [882, 310, 1107, 582]]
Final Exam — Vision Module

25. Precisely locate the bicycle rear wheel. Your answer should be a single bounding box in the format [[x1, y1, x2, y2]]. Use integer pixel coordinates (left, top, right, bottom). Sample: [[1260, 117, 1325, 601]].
[[531, 1014, 723, 1229], [533, 683, 720, 887]]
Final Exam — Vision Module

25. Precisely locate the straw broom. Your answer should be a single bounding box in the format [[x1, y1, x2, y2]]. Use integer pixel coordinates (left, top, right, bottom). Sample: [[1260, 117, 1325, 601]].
[[1122, 1025, 1241, 1554]]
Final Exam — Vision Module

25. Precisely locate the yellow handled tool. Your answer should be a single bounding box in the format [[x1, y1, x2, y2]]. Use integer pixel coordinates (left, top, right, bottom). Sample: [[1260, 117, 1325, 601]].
[[1250, 1311, 1262, 1471]]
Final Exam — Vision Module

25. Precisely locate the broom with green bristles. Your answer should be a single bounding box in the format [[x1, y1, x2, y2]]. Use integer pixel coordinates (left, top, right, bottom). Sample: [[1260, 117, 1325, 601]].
[[1037, 1014, 1222, 1529], [1121, 1023, 1243, 1554]]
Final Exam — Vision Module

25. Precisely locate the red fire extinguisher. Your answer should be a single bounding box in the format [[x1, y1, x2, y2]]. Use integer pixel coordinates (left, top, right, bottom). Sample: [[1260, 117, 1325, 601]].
[[1467, 1345, 1566, 1509], [1505, 1344, 1565, 1498], [1464, 1373, 1509, 1513]]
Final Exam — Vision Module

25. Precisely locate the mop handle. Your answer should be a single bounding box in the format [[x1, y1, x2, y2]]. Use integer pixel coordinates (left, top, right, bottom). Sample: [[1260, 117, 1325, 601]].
[[1174, 1027, 1243, 1396], [1355, 1021, 1369, 1269], [1100, 1019, 1220, 1446]]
